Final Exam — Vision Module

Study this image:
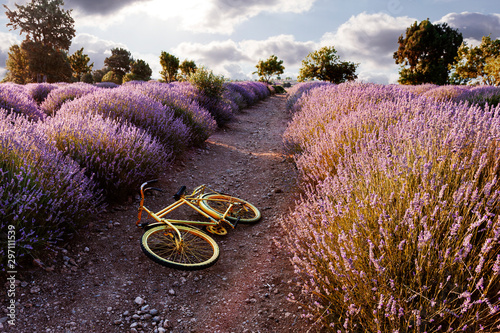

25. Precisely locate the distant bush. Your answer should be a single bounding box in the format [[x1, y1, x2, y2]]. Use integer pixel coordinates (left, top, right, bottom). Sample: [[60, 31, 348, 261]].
[[189, 67, 232, 126], [81, 72, 94, 84], [102, 70, 123, 85], [95, 82, 119, 89], [272, 85, 286, 94]]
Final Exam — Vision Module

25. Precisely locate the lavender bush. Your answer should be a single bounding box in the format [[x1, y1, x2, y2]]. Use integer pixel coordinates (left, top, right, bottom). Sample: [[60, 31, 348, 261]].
[[225, 82, 253, 108], [283, 83, 500, 332], [285, 81, 331, 113], [57, 87, 191, 155], [41, 109, 169, 200], [188, 67, 233, 126], [0, 83, 45, 121], [40, 82, 98, 115], [283, 83, 409, 157], [24, 83, 58, 104], [459, 86, 500, 108], [133, 81, 217, 146], [0, 109, 103, 270]]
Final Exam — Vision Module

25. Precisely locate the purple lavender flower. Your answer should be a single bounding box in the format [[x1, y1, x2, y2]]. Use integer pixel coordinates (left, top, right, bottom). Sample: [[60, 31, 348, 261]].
[[0, 83, 45, 121]]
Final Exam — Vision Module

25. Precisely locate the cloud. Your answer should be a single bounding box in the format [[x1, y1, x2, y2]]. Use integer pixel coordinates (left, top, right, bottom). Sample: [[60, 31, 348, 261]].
[[139, 0, 315, 34], [65, 0, 151, 16], [321, 12, 415, 68], [439, 12, 500, 41], [173, 35, 316, 79], [239, 35, 316, 66]]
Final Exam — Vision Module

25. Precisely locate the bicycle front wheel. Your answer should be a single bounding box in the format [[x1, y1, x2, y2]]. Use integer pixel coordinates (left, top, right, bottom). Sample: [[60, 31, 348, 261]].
[[200, 194, 261, 224], [141, 225, 219, 270]]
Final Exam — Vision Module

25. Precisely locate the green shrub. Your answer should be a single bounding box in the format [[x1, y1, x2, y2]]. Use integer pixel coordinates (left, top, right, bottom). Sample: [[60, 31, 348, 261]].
[[102, 71, 123, 85], [272, 85, 286, 94]]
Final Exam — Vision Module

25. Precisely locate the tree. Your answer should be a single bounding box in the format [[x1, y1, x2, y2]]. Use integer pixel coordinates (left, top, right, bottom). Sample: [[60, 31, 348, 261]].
[[101, 71, 123, 85], [253, 54, 284, 83], [298, 46, 358, 83], [450, 35, 500, 86], [123, 59, 152, 82], [179, 59, 197, 80], [159, 51, 179, 83], [20, 40, 72, 82], [69, 47, 93, 82], [104, 48, 133, 78], [3, 0, 76, 82], [92, 67, 110, 83], [3, 44, 30, 84], [4, 0, 75, 50], [394, 19, 463, 85]]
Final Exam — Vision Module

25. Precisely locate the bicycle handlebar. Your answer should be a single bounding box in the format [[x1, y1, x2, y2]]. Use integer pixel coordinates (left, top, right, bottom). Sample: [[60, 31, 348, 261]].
[[173, 186, 187, 201], [140, 180, 164, 195]]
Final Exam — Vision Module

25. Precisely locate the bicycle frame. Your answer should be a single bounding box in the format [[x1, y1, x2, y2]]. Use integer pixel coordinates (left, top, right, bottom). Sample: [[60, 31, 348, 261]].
[[136, 183, 238, 231]]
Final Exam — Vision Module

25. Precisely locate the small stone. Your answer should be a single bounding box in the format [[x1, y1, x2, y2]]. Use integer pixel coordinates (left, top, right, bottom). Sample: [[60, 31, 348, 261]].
[[163, 319, 172, 329], [140, 304, 150, 312], [132, 314, 141, 320], [134, 297, 145, 305], [30, 286, 41, 294], [150, 309, 159, 316], [168, 288, 175, 295], [123, 311, 130, 316], [33, 258, 44, 267], [84, 247, 90, 252], [113, 319, 123, 325]]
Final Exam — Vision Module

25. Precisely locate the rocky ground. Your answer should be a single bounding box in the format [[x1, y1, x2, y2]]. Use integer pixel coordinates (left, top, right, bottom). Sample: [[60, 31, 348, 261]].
[[1, 93, 325, 333]]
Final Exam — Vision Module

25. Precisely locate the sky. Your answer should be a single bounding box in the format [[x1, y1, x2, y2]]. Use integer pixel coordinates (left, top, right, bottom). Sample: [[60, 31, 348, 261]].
[[0, 0, 499, 84]]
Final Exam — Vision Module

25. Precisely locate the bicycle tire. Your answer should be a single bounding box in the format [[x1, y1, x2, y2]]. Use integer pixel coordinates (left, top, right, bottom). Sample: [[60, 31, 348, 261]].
[[199, 194, 261, 224], [141, 225, 219, 270]]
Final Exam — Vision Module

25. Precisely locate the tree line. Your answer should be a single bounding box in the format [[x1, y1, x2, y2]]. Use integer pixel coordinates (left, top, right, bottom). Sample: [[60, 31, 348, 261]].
[[2, 0, 500, 86]]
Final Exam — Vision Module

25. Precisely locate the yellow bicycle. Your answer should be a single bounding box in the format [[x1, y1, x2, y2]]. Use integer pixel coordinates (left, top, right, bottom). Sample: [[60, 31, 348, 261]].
[[136, 180, 261, 270]]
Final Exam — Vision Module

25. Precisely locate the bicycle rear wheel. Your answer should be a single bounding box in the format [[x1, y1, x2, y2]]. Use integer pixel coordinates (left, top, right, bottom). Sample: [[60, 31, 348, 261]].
[[199, 194, 261, 224], [141, 225, 219, 270]]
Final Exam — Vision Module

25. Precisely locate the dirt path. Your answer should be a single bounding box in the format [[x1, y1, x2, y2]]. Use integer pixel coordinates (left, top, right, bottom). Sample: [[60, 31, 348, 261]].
[[3, 94, 321, 333]]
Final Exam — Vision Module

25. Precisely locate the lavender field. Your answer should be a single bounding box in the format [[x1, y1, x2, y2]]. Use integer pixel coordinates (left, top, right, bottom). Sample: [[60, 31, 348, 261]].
[[282, 82, 500, 332], [0, 80, 272, 268]]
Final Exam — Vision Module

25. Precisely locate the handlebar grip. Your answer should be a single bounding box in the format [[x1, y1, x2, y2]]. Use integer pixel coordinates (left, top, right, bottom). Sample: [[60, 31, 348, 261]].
[[173, 186, 187, 201]]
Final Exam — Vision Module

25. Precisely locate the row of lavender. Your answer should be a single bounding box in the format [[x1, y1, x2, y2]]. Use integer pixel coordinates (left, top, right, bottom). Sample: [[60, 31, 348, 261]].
[[282, 82, 500, 332], [0, 80, 272, 269]]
